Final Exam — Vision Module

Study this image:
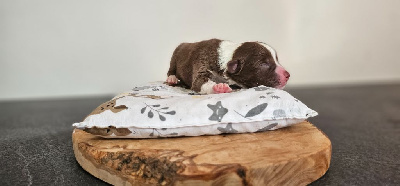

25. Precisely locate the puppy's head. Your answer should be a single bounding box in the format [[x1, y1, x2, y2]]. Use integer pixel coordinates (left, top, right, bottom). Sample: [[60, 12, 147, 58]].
[[225, 42, 290, 89]]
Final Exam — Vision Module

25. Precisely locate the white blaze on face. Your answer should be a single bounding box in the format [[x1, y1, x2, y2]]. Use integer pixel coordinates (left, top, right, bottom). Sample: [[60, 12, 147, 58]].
[[218, 41, 242, 70], [258, 42, 282, 67]]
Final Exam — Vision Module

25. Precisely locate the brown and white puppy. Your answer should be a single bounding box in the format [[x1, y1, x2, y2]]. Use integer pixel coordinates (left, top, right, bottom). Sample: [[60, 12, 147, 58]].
[[166, 39, 290, 94]]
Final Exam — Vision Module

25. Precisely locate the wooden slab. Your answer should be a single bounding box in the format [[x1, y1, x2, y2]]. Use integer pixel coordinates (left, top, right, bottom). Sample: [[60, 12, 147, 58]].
[[72, 121, 331, 186]]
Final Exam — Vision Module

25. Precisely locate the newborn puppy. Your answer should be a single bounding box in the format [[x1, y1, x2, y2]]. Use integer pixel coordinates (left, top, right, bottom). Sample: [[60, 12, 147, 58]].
[[166, 39, 290, 94]]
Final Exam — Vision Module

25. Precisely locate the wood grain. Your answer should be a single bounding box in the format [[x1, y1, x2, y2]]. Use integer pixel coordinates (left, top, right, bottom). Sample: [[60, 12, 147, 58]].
[[72, 121, 331, 186]]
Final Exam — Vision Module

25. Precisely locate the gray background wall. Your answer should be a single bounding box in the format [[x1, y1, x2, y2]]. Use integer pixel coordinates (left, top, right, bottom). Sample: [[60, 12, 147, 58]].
[[1, 0, 399, 100]]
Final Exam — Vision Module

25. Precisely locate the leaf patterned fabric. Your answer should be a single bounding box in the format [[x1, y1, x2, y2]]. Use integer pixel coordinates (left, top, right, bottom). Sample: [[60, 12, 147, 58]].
[[73, 82, 317, 138]]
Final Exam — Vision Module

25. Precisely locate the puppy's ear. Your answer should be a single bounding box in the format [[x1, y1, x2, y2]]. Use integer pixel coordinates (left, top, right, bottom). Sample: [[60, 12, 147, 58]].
[[227, 59, 241, 74]]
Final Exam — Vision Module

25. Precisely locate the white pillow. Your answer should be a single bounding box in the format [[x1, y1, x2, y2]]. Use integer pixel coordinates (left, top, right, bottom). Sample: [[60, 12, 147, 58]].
[[73, 82, 317, 138]]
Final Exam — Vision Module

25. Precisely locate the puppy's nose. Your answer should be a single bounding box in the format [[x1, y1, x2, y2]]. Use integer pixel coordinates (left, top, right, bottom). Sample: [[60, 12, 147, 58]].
[[284, 71, 290, 79]]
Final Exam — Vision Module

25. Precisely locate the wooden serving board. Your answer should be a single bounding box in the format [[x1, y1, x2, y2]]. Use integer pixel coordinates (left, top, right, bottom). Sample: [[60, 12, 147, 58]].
[[72, 121, 331, 186]]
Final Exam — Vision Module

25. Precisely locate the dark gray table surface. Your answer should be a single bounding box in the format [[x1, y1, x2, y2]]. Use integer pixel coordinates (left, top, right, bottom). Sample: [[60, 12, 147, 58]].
[[1, 84, 399, 185]]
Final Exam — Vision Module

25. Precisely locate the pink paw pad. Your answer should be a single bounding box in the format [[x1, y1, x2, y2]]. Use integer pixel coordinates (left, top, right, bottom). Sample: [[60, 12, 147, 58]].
[[166, 75, 178, 85], [213, 83, 232, 93]]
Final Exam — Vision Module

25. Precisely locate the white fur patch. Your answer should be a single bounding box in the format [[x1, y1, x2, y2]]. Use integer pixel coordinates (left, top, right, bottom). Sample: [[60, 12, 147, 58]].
[[200, 79, 217, 94], [259, 42, 282, 67], [218, 41, 242, 70]]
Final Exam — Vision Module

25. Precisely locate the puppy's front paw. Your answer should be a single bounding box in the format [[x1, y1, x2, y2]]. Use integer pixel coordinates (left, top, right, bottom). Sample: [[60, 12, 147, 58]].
[[166, 75, 178, 85], [213, 83, 232, 93]]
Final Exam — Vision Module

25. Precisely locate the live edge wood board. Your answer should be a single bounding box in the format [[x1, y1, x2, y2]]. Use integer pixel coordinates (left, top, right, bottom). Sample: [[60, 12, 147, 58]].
[[72, 121, 331, 186]]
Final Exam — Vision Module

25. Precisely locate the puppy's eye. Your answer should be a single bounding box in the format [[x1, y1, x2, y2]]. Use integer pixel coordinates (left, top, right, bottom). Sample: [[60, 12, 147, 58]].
[[260, 63, 270, 69]]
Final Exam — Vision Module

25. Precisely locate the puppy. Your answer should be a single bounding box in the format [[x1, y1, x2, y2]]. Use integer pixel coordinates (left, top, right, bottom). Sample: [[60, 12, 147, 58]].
[[166, 39, 290, 94]]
